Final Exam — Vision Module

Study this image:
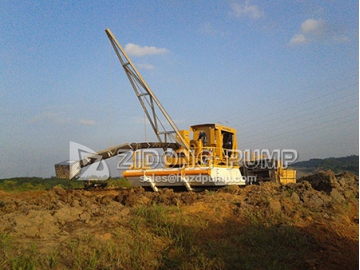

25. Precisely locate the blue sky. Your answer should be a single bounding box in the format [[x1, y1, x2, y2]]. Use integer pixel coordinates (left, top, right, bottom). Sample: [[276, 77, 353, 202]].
[[1, 0, 358, 178]]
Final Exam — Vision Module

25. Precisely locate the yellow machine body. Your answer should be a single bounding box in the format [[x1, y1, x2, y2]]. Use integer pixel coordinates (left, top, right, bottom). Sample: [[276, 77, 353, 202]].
[[123, 124, 245, 191]]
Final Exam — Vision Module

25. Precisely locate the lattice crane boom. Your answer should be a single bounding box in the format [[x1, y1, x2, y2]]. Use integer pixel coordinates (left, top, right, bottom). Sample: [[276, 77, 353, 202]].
[[105, 28, 189, 151]]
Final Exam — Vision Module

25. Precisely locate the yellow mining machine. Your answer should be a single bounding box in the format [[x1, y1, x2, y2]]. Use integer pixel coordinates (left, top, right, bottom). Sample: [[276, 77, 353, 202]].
[[54, 29, 296, 190], [241, 156, 297, 185]]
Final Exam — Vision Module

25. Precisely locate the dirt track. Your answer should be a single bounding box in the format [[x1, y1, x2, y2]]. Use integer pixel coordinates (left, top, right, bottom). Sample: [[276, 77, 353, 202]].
[[0, 170, 358, 269]]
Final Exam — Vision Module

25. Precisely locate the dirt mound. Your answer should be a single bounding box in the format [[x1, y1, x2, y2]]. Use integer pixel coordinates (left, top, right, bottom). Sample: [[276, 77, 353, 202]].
[[297, 170, 359, 206], [114, 187, 201, 206], [299, 170, 358, 193]]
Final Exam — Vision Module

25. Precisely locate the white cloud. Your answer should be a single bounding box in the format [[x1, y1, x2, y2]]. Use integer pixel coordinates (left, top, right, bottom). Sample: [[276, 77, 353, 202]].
[[332, 35, 350, 43], [29, 112, 71, 124], [29, 112, 95, 126], [301, 19, 327, 35], [230, 0, 265, 20], [199, 22, 231, 37], [289, 18, 348, 46], [289, 18, 326, 46], [124, 43, 169, 57], [28, 112, 54, 123], [289, 33, 308, 46], [78, 119, 96, 126]]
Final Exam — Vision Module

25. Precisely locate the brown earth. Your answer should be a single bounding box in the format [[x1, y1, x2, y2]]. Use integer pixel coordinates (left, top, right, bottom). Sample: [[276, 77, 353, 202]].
[[0, 170, 358, 269]]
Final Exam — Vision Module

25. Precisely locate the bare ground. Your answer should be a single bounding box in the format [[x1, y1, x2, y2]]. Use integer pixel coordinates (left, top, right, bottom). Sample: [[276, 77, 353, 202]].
[[0, 170, 358, 269]]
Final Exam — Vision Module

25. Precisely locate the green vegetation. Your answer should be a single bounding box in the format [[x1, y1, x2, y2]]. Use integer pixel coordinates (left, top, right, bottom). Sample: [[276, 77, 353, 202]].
[[106, 178, 132, 188], [0, 177, 131, 192], [291, 155, 358, 175]]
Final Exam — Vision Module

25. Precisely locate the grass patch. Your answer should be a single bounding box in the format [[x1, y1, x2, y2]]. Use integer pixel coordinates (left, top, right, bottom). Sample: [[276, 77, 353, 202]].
[[0, 177, 130, 192], [203, 222, 317, 270], [0, 234, 57, 269], [106, 178, 132, 188], [130, 205, 222, 269]]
